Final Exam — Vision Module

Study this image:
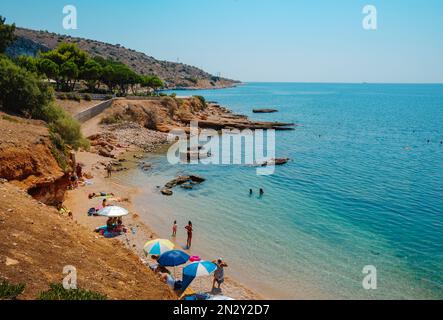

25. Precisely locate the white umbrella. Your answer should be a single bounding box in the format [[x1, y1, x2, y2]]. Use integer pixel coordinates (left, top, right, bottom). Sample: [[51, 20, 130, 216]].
[[208, 295, 235, 300], [97, 206, 129, 217]]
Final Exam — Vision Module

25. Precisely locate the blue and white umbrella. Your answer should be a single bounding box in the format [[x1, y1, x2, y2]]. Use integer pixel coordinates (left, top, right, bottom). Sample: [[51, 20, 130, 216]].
[[181, 261, 217, 292], [183, 261, 217, 278]]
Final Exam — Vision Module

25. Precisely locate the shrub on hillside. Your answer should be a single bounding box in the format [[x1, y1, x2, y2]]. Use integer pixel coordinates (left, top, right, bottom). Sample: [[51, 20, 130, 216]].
[[0, 16, 16, 54], [143, 106, 159, 130], [38, 284, 107, 300], [160, 96, 177, 118], [26, 100, 89, 153], [84, 93, 92, 101], [100, 113, 122, 125], [175, 109, 193, 122], [0, 280, 25, 300], [47, 107, 89, 150], [58, 93, 67, 100], [193, 95, 207, 109], [0, 114, 19, 123], [0, 57, 53, 117], [67, 92, 81, 102]]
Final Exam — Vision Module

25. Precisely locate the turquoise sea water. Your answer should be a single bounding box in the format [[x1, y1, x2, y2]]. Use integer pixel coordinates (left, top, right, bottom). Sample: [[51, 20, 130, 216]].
[[122, 83, 443, 299]]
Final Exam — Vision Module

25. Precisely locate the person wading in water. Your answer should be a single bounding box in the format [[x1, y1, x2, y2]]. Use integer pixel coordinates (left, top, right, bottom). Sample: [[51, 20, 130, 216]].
[[185, 221, 193, 249]]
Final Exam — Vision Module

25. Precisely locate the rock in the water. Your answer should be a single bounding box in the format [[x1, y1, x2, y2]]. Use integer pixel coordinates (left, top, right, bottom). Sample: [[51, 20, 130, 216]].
[[163, 175, 205, 194], [165, 176, 192, 188], [140, 163, 152, 171], [189, 175, 205, 183], [161, 188, 173, 196], [261, 158, 290, 166], [253, 109, 278, 113]]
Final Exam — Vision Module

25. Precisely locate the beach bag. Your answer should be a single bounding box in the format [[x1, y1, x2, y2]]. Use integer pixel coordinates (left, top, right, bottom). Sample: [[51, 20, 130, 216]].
[[190, 256, 201, 262], [88, 208, 96, 216]]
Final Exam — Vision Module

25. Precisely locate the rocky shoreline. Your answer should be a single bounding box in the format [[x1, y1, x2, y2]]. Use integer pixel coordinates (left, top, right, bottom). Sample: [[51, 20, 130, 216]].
[[60, 96, 290, 299], [84, 97, 295, 161]]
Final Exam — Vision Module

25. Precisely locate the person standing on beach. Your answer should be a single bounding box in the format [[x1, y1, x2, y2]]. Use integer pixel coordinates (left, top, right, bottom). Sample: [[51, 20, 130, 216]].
[[106, 163, 112, 178], [185, 221, 193, 249], [172, 220, 177, 237], [76, 163, 83, 179], [212, 258, 228, 291]]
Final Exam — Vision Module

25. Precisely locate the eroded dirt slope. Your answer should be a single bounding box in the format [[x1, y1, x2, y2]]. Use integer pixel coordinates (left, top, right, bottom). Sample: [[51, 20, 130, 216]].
[[0, 181, 174, 300], [0, 114, 70, 205]]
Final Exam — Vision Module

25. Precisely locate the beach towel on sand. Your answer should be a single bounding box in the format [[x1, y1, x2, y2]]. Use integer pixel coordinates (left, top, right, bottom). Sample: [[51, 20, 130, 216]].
[[102, 230, 122, 238], [95, 225, 127, 238]]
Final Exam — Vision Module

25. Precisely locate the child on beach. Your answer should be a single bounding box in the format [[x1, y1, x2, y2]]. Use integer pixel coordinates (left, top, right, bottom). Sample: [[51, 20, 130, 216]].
[[185, 221, 193, 249], [172, 220, 178, 237]]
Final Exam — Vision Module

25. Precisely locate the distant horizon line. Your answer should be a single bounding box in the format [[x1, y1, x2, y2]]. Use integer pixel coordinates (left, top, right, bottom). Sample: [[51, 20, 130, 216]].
[[237, 81, 443, 85]]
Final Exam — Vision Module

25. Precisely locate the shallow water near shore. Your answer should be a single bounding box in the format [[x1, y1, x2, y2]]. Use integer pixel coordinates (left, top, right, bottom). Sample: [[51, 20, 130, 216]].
[[120, 83, 443, 299]]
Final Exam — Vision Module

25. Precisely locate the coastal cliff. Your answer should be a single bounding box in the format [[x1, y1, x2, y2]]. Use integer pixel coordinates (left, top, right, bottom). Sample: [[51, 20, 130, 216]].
[[0, 114, 70, 205]]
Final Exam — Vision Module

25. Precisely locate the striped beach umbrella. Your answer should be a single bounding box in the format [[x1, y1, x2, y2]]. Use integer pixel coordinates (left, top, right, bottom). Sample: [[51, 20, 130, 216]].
[[183, 261, 217, 278], [143, 239, 175, 256], [181, 261, 217, 292]]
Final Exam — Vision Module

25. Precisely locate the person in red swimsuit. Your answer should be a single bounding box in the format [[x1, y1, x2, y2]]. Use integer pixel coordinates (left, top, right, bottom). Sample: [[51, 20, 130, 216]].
[[172, 220, 177, 237], [185, 221, 193, 249]]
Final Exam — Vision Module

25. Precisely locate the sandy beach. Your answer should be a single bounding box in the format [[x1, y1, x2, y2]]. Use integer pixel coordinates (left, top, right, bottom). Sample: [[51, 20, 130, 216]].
[[63, 116, 262, 300]]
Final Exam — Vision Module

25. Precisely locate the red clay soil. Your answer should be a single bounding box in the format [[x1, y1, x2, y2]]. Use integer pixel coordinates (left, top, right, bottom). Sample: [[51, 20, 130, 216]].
[[0, 114, 69, 205], [0, 182, 175, 300]]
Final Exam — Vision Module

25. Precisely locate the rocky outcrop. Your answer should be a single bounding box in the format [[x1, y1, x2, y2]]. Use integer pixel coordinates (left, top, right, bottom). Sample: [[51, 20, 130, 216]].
[[0, 114, 70, 205], [181, 118, 295, 131], [161, 175, 205, 195], [253, 109, 278, 113], [161, 188, 173, 196], [259, 158, 290, 166], [5, 34, 49, 58]]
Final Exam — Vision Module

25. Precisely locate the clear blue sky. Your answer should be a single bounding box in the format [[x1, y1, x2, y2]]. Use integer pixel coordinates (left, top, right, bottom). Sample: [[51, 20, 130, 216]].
[[1, 0, 442, 83]]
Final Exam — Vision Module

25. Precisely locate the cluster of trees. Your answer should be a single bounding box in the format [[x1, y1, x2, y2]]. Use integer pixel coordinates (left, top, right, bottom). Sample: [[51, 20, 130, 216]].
[[0, 16, 15, 53], [16, 42, 164, 95], [0, 16, 88, 159]]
